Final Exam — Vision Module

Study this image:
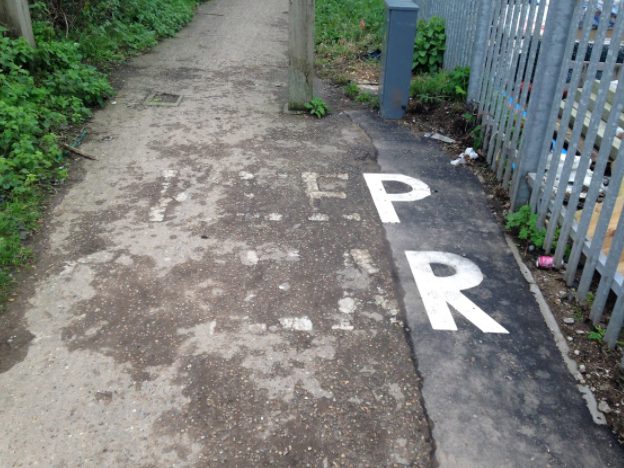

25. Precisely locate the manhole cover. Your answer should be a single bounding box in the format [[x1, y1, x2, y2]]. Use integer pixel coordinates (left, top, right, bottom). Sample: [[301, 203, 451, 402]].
[[145, 92, 183, 107]]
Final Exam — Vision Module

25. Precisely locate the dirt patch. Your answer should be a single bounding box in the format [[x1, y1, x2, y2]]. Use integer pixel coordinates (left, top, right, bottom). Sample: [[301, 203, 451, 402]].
[[317, 50, 383, 87]]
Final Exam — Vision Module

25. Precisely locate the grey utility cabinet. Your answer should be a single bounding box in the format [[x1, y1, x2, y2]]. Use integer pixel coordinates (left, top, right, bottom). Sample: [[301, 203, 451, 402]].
[[379, 0, 419, 119]]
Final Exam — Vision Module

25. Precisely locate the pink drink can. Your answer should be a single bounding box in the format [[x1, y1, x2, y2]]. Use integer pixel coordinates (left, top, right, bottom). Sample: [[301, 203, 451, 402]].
[[536, 256, 555, 269]]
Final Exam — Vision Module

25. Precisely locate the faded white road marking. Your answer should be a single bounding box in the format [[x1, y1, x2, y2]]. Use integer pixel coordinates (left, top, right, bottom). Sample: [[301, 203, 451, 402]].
[[343, 213, 362, 221], [334, 296, 358, 331], [363, 173, 431, 223], [240, 250, 259, 266], [332, 321, 355, 331], [302, 172, 348, 200], [405, 251, 509, 334], [374, 294, 399, 316], [266, 213, 283, 221], [338, 297, 357, 314], [279, 317, 313, 331], [308, 213, 329, 222], [239, 171, 254, 180], [247, 323, 267, 333], [178, 320, 216, 338], [149, 170, 177, 222], [351, 249, 379, 275]]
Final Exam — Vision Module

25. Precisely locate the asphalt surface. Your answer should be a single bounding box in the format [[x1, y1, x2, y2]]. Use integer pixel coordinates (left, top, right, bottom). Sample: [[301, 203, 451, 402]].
[[0, 0, 623, 466], [348, 110, 624, 467]]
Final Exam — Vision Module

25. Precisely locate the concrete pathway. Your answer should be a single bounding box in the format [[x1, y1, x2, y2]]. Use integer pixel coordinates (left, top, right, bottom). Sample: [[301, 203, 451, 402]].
[[1, 0, 623, 467], [0, 1, 432, 466]]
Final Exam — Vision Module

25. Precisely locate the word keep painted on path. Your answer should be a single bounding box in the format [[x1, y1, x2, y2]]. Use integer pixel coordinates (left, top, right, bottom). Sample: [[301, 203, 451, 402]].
[[363, 173, 509, 335]]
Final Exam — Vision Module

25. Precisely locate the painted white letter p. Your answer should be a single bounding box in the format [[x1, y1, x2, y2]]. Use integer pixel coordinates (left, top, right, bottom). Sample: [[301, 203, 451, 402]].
[[405, 251, 509, 334], [363, 174, 431, 223]]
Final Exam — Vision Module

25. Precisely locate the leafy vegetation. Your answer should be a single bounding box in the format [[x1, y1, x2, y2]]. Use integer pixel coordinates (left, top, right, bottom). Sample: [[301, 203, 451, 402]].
[[31, 1, 203, 68], [305, 97, 330, 118], [413, 17, 446, 74], [409, 67, 470, 105], [505, 205, 547, 249], [505, 204, 561, 250], [588, 325, 607, 342], [344, 82, 360, 99], [316, 2, 464, 113], [505, 205, 568, 257], [0, 1, 204, 305], [587, 324, 624, 347]]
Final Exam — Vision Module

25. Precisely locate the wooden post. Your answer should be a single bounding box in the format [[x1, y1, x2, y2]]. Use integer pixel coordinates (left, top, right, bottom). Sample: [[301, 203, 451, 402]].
[[0, 0, 36, 47], [288, 0, 315, 111]]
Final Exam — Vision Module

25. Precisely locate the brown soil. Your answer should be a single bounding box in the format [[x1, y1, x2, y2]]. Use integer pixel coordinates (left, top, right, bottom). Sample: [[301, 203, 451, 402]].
[[317, 56, 380, 85]]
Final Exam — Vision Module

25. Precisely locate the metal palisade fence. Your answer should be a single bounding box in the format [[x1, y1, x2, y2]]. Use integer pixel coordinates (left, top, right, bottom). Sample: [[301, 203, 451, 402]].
[[422, 0, 624, 352], [419, 0, 481, 69]]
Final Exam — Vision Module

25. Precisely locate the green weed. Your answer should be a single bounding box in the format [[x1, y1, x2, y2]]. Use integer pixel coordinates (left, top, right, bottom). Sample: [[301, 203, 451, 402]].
[[305, 97, 330, 118], [505, 205, 560, 250], [343, 82, 379, 109], [586, 324, 624, 346], [344, 82, 360, 99], [588, 325, 606, 342]]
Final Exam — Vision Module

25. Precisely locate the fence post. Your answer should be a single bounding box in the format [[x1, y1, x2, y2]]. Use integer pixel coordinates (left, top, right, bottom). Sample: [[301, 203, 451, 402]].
[[467, 0, 494, 105], [509, 0, 577, 209], [0, 0, 35, 47], [288, 0, 315, 111]]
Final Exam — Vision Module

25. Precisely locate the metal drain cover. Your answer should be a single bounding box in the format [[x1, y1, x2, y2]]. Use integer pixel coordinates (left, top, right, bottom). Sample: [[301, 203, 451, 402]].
[[145, 92, 183, 107]]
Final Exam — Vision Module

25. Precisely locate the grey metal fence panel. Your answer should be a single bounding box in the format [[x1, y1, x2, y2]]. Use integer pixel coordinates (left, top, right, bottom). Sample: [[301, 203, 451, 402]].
[[534, 1, 596, 237], [421, 0, 479, 68], [429, 0, 624, 350], [545, 0, 618, 258], [467, 0, 496, 103], [511, 0, 578, 209]]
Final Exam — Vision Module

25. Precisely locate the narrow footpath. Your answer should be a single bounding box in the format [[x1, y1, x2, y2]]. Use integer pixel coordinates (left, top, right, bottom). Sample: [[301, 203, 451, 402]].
[[0, 0, 432, 466], [1, 0, 623, 467]]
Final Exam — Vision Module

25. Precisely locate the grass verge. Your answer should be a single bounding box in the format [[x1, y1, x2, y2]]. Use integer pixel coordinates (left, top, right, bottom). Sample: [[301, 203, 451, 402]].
[[315, 0, 385, 81]]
